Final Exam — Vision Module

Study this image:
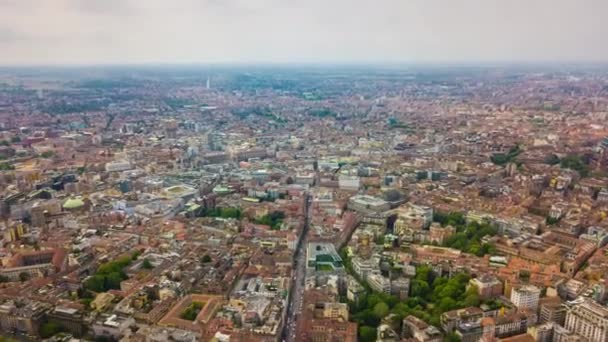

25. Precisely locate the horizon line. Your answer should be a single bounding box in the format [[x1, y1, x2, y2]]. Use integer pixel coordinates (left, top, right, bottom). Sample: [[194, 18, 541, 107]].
[[2, 60, 608, 70]]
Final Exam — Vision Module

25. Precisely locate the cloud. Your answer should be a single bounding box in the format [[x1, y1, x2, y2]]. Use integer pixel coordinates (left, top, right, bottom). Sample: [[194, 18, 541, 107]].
[[0, 27, 29, 43], [0, 0, 608, 65], [69, 0, 134, 15]]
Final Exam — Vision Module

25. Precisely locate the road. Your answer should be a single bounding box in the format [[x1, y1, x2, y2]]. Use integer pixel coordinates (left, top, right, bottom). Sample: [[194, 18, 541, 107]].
[[282, 192, 312, 342]]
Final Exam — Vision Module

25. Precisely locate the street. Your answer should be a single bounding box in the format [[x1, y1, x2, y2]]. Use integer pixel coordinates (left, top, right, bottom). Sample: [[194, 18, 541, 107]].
[[282, 192, 312, 342]]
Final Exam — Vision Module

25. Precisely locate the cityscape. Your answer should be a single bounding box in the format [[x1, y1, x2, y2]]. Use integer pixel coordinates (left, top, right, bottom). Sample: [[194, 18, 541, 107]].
[[2, 1, 608, 342]]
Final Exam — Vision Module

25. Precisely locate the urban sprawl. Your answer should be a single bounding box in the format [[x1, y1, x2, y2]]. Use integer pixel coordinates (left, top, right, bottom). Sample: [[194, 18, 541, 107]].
[[1, 66, 608, 342]]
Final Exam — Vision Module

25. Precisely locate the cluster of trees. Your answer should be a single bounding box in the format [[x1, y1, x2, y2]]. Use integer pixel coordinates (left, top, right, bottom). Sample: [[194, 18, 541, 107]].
[[309, 108, 337, 118], [142, 258, 153, 270], [40, 151, 55, 158], [84, 251, 141, 293], [383, 190, 405, 203], [42, 100, 108, 114], [546, 216, 560, 225], [231, 106, 287, 123], [254, 210, 286, 230], [433, 212, 497, 256], [490, 145, 521, 166], [198, 207, 242, 219], [442, 222, 497, 256], [347, 264, 479, 342], [40, 322, 64, 338], [201, 254, 212, 264], [560, 154, 590, 177], [0, 163, 14, 171], [387, 117, 411, 129], [163, 97, 195, 109], [79, 79, 138, 89], [180, 301, 204, 321], [544, 153, 561, 165]]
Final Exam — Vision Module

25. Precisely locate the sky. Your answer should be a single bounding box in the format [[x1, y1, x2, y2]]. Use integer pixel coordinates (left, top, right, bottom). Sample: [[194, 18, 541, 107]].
[[0, 0, 607, 65]]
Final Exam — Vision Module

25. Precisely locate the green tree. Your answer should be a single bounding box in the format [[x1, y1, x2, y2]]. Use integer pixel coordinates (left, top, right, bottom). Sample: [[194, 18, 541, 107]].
[[104, 272, 123, 290], [142, 258, 153, 269], [445, 332, 462, 342], [18, 272, 30, 282], [462, 285, 481, 307], [410, 279, 430, 298], [201, 254, 212, 263], [359, 326, 377, 342], [41, 151, 55, 158], [544, 154, 560, 165], [373, 302, 390, 319], [40, 322, 62, 338], [84, 275, 106, 292], [0, 163, 14, 170], [560, 155, 590, 177]]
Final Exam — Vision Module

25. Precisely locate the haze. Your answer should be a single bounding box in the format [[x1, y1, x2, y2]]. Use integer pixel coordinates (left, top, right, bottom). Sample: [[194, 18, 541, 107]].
[[1, 0, 607, 65]]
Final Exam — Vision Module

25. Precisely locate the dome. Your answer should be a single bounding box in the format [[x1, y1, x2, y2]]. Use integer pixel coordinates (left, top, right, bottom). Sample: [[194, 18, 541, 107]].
[[63, 197, 85, 210]]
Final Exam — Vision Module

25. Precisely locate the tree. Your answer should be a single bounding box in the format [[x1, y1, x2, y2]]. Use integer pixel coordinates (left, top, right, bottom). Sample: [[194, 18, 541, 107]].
[[142, 258, 153, 270], [410, 279, 430, 298], [41, 151, 55, 158], [383, 189, 404, 202], [0, 275, 9, 283], [40, 322, 62, 338], [544, 154, 560, 165], [104, 272, 123, 290], [373, 302, 389, 319], [359, 326, 377, 342], [10, 136, 20, 143], [445, 332, 462, 342], [463, 285, 481, 307], [18, 272, 30, 282], [560, 155, 590, 177], [201, 254, 212, 263]]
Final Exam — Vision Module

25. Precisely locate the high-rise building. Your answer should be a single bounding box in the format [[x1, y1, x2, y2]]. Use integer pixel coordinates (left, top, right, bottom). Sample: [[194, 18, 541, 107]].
[[564, 299, 608, 342], [510, 285, 541, 312]]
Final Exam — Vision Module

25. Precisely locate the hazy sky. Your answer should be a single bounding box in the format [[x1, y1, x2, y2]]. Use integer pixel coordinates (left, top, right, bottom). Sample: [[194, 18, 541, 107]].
[[0, 0, 607, 65]]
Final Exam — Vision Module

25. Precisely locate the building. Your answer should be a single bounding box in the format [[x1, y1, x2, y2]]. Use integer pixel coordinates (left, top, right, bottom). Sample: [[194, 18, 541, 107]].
[[527, 322, 555, 342], [92, 314, 136, 340], [306, 242, 344, 272], [441, 307, 483, 333], [47, 306, 85, 337], [346, 276, 366, 305], [470, 275, 503, 300], [367, 273, 391, 294], [428, 223, 455, 245], [538, 298, 566, 325], [494, 311, 537, 339], [0, 300, 50, 338], [347, 195, 390, 213], [564, 298, 608, 342], [391, 277, 410, 300], [393, 204, 433, 236], [338, 175, 360, 191], [314, 302, 349, 321], [455, 321, 483, 342], [510, 285, 541, 312], [105, 160, 133, 172], [402, 315, 442, 342]]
